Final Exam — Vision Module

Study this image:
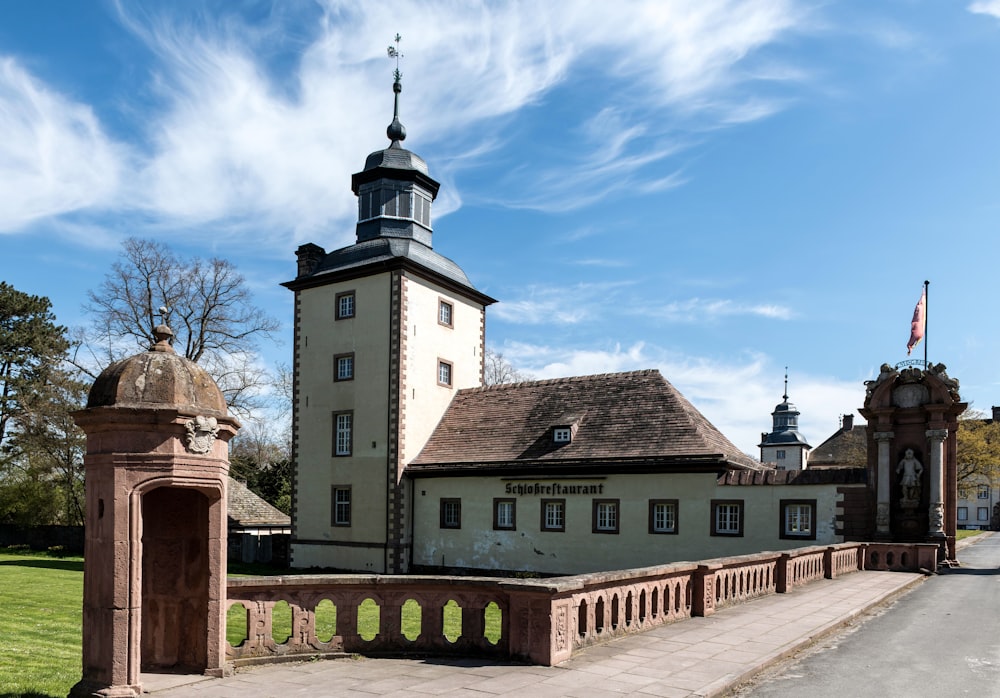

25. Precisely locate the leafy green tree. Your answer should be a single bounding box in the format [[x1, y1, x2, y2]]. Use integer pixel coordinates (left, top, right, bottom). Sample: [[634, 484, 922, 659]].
[[0, 283, 85, 525], [956, 409, 1000, 487], [1, 283, 70, 459], [229, 421, 291, 514]]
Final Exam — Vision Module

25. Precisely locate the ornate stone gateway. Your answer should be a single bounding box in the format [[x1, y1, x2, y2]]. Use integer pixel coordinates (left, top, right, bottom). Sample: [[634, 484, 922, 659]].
[[70, 327, 239, 697], [861, 363, 964, 561]]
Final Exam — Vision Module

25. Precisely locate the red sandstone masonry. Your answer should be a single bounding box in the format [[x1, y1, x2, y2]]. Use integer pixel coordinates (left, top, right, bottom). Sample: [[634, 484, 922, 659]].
[[225, 541, 935, 668]]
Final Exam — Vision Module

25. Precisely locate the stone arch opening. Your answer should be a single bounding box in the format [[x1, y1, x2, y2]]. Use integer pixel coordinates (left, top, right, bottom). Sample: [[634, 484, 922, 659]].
[[140, 486, 212, 672]]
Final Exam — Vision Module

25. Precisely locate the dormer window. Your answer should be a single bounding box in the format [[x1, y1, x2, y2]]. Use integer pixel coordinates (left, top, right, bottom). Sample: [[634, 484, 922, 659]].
[[553, 427, 572, 443]]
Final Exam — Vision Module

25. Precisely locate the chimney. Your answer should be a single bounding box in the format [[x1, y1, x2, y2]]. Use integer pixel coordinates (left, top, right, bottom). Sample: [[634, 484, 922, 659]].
[[295, 243, 326, 278], [842, 414, 854, 431], [992, 406, 1000, 422]]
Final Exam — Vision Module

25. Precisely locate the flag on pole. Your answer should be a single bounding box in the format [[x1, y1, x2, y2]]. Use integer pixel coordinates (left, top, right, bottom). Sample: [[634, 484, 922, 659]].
[[906, 288, 926, 355]]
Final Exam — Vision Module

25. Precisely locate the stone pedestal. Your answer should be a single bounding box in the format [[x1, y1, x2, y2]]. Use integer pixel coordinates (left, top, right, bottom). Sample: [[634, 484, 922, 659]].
[[860, 363, 963, 562], [70, 330, 239, 697]]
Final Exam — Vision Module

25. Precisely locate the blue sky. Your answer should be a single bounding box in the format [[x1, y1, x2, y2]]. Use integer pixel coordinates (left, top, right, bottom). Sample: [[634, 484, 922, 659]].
[[2, 1, 1000, 454]]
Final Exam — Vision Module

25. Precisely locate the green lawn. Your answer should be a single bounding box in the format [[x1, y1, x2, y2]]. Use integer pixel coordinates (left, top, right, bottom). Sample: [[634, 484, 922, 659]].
[[1, 548, 501, 697], [0, 549, 83, 698], [956, 528, 985, 540]]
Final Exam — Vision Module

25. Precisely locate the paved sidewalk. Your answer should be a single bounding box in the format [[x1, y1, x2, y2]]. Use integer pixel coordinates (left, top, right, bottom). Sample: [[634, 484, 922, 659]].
[[144, 569, 924, 697]]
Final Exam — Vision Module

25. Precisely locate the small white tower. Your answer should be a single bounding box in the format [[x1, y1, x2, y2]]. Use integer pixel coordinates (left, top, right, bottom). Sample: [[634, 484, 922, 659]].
[[759, 369, 811, 470]]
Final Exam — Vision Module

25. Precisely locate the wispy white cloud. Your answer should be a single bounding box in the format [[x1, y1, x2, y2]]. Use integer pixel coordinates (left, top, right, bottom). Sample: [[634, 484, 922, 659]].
[[0, 58, 126, 233], [491, 281, 634, 325], [498, 339, 865, 453], [641, 298, 794, 322], [0, 1, 822, 243], [493, 285, 792, 326], [969, 1, 1000, 20]]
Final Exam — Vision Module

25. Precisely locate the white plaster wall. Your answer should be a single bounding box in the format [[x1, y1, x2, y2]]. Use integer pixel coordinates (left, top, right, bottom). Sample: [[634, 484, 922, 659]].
[[292, 274, 392, 570], [411, 473, 852, 575], [761, 445, 808, 470], [400, 275, 484, 466]]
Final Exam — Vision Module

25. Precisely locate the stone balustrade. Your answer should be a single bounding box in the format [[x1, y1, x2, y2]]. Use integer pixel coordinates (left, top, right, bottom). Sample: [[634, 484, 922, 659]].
[[225, 541, 935, 668]]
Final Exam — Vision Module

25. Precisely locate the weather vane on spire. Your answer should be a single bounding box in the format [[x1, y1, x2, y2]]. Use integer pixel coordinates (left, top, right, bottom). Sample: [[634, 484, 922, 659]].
[[387, 33, 403, 83], [385, 33, 406, 144]]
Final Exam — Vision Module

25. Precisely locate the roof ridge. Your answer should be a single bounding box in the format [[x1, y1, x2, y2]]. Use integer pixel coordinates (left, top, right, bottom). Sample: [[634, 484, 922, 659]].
[[461, 369, 661, 393]]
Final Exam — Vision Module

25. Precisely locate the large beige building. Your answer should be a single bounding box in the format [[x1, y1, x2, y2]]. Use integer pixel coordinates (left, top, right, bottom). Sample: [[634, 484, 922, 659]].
[[285, 80, 863, 575]]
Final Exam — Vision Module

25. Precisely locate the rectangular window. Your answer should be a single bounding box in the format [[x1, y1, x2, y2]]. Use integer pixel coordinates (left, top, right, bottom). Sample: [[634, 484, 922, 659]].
[[977, 485, 990, 499], [440, 499, 461, 529], [336, 291, 355, 320], [553, 427, 572, 443], [592, 499, 619, 534], [382, 189, 397, 217], [958, 487, 971, 500], [711, 500, 744, 536], [958, 506, 968, 521], [648, 499, 678, 534], [331, 486, 351, 526], [438, 359, 453, 387], [333, 412, 352, 456], [493, 498, 516, 530], [438, 299, 453, 328], [334, 353, 354, 382], [780, 499, 817, 540], [541, 499, 565, 532], [776, 450, 786, 459], [978, 507, 989, 522]]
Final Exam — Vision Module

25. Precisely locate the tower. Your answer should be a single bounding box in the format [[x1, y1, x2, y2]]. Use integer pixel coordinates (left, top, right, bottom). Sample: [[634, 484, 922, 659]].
[[759, 370, 811, 469], [284, 68, 495, 573]]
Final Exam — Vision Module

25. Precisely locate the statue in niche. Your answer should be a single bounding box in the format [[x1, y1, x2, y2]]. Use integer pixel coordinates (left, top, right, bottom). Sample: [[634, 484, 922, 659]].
[[896, 448, 923, 504]]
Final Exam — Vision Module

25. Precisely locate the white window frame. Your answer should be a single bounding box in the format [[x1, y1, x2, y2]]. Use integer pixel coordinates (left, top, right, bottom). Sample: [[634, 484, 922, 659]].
[[332, 486, 351, 526], [437, 359, 453, 387], [438, 299, 453, 328], [977, 485, 990, 500], [711, 500, 743, 536], [336, 291, 355, 320], [335, 354, 354, 382], [553, 427, 572, 443], [958, 506, 969, 521], [440, 499, 461, 529], [493, 498, 515, 530], [977, 507, 990, 522], [593, 500, 619, 534], [541, 499, 565, 532], [334, 412, 352, 456], [649, 500, 678, 534]]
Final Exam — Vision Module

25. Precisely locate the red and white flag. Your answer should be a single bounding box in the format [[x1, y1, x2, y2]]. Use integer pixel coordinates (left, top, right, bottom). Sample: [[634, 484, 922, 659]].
[[906, 289, 926, 355]]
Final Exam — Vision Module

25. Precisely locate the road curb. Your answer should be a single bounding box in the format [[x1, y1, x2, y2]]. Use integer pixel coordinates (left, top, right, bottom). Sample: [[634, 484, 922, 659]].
[[704, 573, 926, 697]]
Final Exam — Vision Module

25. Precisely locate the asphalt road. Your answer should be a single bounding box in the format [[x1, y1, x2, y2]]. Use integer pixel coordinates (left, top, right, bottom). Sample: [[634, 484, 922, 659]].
[[732, 534, 1000, 698]]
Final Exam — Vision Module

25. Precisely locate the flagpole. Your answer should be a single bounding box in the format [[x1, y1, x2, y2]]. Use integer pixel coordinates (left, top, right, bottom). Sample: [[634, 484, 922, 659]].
[[923, 279, 929, 367]]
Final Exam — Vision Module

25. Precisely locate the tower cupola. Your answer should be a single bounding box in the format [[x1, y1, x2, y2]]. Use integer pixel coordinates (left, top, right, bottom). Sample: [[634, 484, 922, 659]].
[[350, 38, 440, 247]]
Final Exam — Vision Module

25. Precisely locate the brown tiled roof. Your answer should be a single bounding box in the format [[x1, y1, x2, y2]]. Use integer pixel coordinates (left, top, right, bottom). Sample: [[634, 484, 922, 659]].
[[408, 370, 762, 475], [807, 425, 867, 468], [227, 477, 291, 528]]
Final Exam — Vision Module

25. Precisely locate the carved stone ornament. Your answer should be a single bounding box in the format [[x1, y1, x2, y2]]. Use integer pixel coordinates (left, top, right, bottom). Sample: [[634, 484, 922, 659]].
[[892, 383, 929, 409], [184, 415, 220, 454], [876, 503, 890, 528], [929, 503, 944, 532]]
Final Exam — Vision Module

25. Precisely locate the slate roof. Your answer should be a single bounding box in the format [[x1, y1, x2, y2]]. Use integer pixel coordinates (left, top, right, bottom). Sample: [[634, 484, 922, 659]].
[[807, 424, 867, 468], [227, 477, 290, 529], [408, 370, 763, 476]]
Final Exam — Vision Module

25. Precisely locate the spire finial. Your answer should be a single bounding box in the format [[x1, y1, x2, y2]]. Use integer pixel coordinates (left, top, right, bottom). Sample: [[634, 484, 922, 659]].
[[386, 33, 406, 144], [783, 367, 789, 401]]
